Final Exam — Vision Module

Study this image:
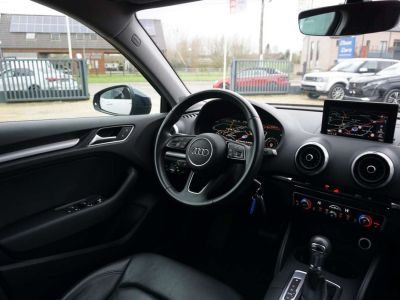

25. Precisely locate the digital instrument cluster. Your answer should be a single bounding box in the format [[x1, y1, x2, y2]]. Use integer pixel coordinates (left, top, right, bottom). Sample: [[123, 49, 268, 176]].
[[211, 118, 283, 149]]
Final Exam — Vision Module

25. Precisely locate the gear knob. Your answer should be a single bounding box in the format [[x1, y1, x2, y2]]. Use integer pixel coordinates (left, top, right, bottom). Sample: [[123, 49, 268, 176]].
[[309, 236, 331, 270], [310, 236, 331, 255]]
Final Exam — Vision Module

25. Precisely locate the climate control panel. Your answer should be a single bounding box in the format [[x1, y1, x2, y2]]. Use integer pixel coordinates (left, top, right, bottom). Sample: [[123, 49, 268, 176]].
[[293, 193, 384, 230]]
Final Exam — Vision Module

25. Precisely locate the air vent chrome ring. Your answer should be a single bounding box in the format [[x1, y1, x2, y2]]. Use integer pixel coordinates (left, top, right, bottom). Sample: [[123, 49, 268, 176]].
[[295, 142, 329, 175], [351, 151, 394, 189]]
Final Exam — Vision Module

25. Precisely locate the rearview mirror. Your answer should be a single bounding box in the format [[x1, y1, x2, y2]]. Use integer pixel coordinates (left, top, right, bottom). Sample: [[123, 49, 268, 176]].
[[93, 85, 152, 116], [299, 1, 400, 36]]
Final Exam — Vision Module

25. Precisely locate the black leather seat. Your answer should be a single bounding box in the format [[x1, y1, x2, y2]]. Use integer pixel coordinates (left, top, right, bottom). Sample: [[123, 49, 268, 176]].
[[62, 253, 242, 300]]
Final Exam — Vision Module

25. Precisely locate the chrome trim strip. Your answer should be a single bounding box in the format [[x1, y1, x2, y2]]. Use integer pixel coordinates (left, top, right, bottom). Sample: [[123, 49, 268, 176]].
[[351, 151, 394, 189], [0, 139, 80, 164], [165, 151, 186, 159], [326, 279, 341, 290], [279, 270, 306, 300]]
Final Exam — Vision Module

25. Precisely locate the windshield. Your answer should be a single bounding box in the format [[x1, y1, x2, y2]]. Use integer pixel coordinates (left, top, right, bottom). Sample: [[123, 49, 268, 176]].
[[378, 63, 400, 76], [138, 0, 400, 106], [330, 60, 363, 72]]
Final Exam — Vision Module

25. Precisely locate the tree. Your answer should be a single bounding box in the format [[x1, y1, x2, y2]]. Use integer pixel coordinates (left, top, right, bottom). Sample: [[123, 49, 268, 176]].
[[208, 37, 224, 68], [230, 35, 252, 59]]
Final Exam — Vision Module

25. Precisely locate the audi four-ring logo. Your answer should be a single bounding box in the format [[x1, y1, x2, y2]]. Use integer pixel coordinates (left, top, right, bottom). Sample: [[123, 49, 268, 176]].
[[191, 147, 210, 156]]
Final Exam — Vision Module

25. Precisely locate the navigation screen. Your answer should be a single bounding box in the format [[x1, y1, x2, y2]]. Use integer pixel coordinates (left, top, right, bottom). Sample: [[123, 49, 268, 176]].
[[321, 101, 398, 143]]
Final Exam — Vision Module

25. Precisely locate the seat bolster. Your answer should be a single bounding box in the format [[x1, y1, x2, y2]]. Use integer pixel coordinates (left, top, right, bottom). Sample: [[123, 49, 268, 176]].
[[62, 258, 131, 300], [62, 253, 242, 300], [112, 253, 242, 300]]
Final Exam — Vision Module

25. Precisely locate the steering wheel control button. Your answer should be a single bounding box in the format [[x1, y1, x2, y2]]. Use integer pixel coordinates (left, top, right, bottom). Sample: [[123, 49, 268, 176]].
[[227, 143, 246, 160], [167, 136, 192, 149], [165, 159, 188, 175]]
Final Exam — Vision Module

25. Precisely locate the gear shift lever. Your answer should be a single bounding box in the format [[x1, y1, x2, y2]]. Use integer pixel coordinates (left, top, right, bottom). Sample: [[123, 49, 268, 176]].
[[301, 236, 331, 300], [309, 236, 331, 283]]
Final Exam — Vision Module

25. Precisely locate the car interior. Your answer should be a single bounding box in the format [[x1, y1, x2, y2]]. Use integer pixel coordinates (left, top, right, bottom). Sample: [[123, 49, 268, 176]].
[[0, 0, 400, 299]]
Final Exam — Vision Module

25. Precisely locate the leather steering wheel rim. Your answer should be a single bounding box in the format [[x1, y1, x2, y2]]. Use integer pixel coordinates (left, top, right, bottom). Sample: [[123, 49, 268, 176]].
[[154, 89, 264, 207]]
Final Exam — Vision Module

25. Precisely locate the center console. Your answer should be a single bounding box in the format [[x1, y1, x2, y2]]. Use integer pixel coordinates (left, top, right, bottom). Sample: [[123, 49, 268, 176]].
[[263, 165, 396, 299], [264, 100, 399, 300]]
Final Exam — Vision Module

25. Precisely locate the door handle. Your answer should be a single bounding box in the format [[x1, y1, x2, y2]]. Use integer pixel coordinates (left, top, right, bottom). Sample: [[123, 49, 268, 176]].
[[89, 134, 118, 145], [89, 125, 134, 146]]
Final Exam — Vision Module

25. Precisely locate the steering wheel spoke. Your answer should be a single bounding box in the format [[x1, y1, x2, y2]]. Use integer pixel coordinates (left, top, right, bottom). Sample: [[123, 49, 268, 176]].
[[178, 171, 212, 202]]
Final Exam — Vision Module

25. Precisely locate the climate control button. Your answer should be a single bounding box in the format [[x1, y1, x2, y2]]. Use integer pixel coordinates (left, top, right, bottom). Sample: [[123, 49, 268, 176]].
[[300, 198, 312, 210], [328, 211, 338, 219], [358, 215, 373, 228]]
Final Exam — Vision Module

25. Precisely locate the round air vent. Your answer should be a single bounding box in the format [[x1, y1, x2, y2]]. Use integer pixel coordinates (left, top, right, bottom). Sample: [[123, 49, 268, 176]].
[[352, 152, 394, 189], [295, 142, 329, 175]]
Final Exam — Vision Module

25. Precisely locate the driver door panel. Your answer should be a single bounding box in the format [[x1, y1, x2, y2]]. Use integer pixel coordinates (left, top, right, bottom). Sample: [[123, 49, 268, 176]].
[[0, 114, 165, 299]]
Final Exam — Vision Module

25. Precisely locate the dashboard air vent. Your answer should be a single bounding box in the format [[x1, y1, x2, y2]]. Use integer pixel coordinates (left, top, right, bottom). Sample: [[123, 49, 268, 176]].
[[352, 152, 394, 189], [295, 142, 328, 175]]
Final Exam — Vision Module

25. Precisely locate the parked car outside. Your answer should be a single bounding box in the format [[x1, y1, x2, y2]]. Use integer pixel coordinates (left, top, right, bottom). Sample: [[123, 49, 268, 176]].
[[213, 67, 289, 92], [0, 66, 78, 94], [345, 62, 400, 103], [301, 58, 398, 100]]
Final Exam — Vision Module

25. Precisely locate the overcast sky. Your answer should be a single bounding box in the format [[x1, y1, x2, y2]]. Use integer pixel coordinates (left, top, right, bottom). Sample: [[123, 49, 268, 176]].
[[139, 0, 304, 52], [1, 0, 343, 53], [0, 0, 60, 15], [138, 0, 342, 53]]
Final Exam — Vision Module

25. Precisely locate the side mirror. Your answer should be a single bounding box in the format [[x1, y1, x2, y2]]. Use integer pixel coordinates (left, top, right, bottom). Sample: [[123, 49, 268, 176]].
[[299, 1, 400, 36], [93, 85, 152, 116], [358, 67, 368, 73]]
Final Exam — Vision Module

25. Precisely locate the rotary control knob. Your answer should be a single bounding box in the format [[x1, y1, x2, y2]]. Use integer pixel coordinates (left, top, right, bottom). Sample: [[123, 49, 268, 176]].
[[358, 214, 373, 228], [328, 210, 338, 219], [300, 198, 312, 210]]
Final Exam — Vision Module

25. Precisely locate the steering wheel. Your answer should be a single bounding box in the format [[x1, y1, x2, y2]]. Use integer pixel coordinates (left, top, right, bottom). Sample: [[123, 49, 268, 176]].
[[154, 89, 264, 206]]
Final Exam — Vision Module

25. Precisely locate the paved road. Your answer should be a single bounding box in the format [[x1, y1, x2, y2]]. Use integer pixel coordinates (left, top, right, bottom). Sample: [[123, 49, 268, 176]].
[[0, 81, 323, 122]]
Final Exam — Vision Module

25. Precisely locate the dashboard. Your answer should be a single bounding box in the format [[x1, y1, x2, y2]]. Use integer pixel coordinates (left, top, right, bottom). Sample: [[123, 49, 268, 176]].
[[174, 98, 400, 236]]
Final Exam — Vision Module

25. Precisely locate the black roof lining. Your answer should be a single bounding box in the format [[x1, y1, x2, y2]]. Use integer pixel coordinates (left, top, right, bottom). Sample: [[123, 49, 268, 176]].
[[111, 0, 198, 10]]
